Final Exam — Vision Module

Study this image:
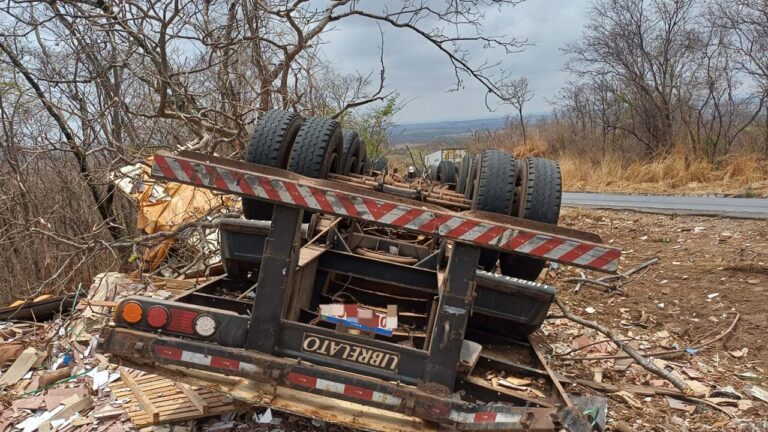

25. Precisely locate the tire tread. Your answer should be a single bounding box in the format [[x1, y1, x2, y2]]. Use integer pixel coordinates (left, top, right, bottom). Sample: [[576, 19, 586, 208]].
[[473, 150, 518, 271], [243, 110, 303, 220], [500, 157, 562, 280]]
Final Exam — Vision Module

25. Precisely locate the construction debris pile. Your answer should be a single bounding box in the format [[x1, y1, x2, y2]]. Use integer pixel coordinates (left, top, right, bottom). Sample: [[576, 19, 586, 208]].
[[1, 274, 338, 432], [3, 254, 767, 432], [112, 159, 237, 276]]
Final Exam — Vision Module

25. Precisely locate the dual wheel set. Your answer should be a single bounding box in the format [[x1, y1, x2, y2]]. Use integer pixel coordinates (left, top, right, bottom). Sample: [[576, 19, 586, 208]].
[[241, 110, 562, 282], [426, 152, 563, 281], [241, 110, 368, 220], [466, 151, 563, 281]]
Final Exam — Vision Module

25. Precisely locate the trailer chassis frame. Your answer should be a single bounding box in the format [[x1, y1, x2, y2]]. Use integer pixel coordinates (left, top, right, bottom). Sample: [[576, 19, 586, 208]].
[[98, 150, 618, 431]]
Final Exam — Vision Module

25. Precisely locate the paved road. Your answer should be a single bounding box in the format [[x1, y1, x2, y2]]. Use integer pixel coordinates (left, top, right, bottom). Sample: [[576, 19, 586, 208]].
[[562, 192, 768, 219]]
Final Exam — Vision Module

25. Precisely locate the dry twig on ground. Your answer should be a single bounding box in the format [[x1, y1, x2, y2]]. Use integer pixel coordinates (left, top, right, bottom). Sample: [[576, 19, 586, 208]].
[[565, 312, 740, 361], [562, 277, 617, 291], [563, 257, 660, 292], [553, 297, 692, 394], [602, 257, 660, 282]]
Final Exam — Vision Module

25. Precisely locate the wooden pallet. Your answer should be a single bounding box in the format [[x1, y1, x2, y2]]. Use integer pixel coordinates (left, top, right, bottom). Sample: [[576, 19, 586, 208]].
[[110, 369, 235, 427]]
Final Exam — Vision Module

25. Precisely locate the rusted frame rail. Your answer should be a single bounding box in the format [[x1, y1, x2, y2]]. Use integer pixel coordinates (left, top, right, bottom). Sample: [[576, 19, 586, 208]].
[[151, 151, 621, 273], [100, 327, 564, 430], [327, 173, 472, 209]]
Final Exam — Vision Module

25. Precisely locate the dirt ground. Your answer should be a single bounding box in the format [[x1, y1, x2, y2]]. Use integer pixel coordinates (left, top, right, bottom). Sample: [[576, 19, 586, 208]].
[[544, 208, 768, 431]]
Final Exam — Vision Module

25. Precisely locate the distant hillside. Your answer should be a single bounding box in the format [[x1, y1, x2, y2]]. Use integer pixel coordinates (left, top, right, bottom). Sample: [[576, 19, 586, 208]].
[[388, 117, 507, 146]]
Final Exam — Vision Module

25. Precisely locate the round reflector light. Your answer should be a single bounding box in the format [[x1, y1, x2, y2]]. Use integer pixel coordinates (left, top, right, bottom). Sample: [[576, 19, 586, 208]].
[[146, 306, 169, 328], [121, 302, 143, 324], [193, 314, 216, 337]]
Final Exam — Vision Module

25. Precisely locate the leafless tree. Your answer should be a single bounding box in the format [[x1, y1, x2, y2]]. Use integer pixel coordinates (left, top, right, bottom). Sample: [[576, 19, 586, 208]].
[[556, 0, 764, 161], [503, 77, 534, 145], [564, 0, 700, 154], [677, 20, 765, 162], [715, 0, 768, 156], [553, 78, 624, 154], [0, 0, 531, 303]]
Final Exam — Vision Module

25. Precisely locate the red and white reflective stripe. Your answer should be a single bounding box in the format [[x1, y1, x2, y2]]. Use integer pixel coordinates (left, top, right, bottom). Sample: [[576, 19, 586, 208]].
[[449, 410, 522, 424], [287, 372, 402, 406], [153, 345, 519, 426], [154, 345, 260, 374], [152, 153, 620, 272]]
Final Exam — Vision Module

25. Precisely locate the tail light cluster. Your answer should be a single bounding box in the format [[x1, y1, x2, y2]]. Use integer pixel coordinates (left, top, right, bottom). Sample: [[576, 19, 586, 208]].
[[117, 301, 217, 338]]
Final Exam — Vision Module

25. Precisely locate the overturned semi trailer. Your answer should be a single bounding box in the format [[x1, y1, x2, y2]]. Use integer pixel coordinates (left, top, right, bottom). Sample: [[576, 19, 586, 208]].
[[99, 111, 620, 431]]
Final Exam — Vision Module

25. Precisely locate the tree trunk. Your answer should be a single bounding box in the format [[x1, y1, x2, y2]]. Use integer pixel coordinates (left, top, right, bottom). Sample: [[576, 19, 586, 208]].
[[764, 105, 768, 158]]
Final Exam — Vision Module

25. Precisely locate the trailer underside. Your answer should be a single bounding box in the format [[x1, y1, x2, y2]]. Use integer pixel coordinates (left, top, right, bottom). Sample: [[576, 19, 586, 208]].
[[99, 148, 620, 431]]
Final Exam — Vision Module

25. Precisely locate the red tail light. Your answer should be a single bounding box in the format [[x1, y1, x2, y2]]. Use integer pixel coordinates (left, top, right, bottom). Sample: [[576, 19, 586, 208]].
[[166, 308, 198, 334], [146, 306, 170, 328]]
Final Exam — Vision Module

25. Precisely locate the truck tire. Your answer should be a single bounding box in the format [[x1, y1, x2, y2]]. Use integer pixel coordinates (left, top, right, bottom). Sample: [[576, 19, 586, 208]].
[[341, 129, 362, 175], [288, 117, 343, 178], [437, 160, 457, 184], [357, 139, 368, 174], [473, 150, 518, 271], [428, 164, 439, 181], [499, 157, 562, 281], [457, 155, 470, 194], [242, 110, 303, 220], [288, 117, 343, 222], [373, 156, 388, 172], [464, 155, 479, 200]]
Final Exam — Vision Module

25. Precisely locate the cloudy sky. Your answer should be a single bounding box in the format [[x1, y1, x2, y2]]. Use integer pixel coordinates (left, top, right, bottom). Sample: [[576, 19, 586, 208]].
[[321, 1, 591, 123]]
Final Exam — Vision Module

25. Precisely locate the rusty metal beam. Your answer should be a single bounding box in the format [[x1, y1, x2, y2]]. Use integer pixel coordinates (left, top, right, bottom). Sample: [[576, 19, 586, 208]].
[[99, 327, 560, 430], [328, 173, 472, 208], [423, 243, 479, 389]]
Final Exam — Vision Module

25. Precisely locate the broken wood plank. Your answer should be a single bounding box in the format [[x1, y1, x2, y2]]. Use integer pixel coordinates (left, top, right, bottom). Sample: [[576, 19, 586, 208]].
[[38, 366, 73, 388], [120, 368, 159, 422], [13, 395, 45, 410], [298, 244, 330, 267], [43, 386, 88, 410], [176, 382, 209, 415], [93, 406, 125, 420], [529, 333, 573, 407], [0, 346, 38, 386], [0, 343, 24, 365], [462, 375, 554, 408], [497, 379, 547, 398], [39, 394, 94, 432]]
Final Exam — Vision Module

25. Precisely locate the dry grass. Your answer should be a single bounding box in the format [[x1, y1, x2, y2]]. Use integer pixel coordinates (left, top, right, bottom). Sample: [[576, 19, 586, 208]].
[[477, 134, 768, 197], [559, 150, 768, 196]]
